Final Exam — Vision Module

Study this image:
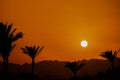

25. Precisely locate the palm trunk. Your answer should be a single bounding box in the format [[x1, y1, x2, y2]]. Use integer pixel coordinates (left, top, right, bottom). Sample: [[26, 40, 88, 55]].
[[32, 58, 35, 75], [111, 62, 114, 72], [111, 61, 114, 79], [6, 57, 9, 73], [73, 72, 77, 80], [2, 57, 6, 73]]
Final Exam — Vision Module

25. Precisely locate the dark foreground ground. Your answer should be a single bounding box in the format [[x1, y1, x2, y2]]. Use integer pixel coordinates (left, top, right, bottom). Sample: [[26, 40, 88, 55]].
[[0, 69, 120, 80], [0, 59, 120, 80]]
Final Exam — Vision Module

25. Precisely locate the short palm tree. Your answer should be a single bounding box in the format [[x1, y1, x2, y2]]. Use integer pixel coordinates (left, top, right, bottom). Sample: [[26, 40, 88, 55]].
[[65, 61, 84, 80], [21, 45, 44, 75], [0, 22, 23, 73], [100, 49, 120, 72]]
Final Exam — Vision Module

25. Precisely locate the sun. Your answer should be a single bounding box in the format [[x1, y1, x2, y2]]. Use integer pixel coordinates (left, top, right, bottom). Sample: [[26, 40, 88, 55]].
[[80, 40, 88, 47]]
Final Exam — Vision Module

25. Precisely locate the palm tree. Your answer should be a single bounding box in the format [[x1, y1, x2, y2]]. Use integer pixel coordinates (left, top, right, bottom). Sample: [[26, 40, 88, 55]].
[[21, 45, 44, 75], [99, 49, 120, 73], [65, 61, 84, 80], [0, 22, 23, 73]]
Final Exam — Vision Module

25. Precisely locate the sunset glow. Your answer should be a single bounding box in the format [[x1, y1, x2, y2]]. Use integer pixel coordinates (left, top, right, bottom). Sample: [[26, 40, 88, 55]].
[[0, 0, 120, 64]]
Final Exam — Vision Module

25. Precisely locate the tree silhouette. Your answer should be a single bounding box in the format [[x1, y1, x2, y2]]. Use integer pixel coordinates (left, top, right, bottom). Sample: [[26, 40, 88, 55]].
[[100, 49, 120, 78], [21, 45, 44, 75], [65, 61, 84, 80], [0, 22, 23, 73]]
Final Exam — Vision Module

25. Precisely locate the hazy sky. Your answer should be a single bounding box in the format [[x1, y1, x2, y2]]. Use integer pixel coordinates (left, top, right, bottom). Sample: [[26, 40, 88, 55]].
[[0, 0, 120, 64]]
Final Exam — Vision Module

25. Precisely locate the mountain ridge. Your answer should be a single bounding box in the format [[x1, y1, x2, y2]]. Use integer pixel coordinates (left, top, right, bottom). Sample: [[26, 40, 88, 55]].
[[0, 58, 120, 79]]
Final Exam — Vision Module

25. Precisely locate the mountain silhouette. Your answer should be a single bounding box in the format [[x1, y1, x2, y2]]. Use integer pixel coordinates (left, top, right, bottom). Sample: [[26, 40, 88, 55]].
[[0, 58, 120, 79]]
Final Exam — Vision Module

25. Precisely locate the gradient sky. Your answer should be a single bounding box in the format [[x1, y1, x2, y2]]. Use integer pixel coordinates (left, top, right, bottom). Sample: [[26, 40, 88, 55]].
[[0, 0, 120, 64]]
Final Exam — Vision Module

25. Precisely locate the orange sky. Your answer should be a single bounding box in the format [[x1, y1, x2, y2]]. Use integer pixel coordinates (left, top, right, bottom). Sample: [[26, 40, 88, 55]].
[[0, 0, 120, 64]]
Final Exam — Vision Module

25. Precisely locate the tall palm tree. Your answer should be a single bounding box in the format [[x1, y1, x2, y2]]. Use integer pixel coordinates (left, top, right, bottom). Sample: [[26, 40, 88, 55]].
[[65, 61, 84, 80], [100, 49, 120, 73], [21, 45, 44, 75], [0, 22, 23, 73]]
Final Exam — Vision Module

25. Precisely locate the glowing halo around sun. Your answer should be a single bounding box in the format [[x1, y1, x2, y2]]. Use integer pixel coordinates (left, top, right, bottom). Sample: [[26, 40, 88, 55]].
[[80, 40, 88, 47]]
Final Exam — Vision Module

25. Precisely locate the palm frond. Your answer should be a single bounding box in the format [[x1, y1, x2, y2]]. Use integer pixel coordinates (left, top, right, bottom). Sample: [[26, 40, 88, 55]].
[[65, 61, 84, 74], [35, 46, 40, 54], [21, 45, 43, 59], [0, 22, 6, 37], [114, 49, 120, 56], [21, 47, 28, 54], [0, 22, 23, 67], [77, 63, 84, 70], [100, 51, 112, 58], [9, 28, 16, 37], [11, 32, 23, 42], [38, 46, 44, 54], [100, 50, 116, 62], [6, 23, 13, 35], [10, 44, 16, 52]]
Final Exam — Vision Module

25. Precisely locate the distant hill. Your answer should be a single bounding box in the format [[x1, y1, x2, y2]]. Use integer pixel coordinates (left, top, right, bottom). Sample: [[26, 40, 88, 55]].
[[0, 58, 120, 79]]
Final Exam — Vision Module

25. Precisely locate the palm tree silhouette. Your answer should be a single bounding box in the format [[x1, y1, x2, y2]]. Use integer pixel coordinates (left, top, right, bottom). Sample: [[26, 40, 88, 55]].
[[0, 22, 23, 73], [21, 45, 44, 75], [100, 49, 120, 74], [65, 61, 84, 80]]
